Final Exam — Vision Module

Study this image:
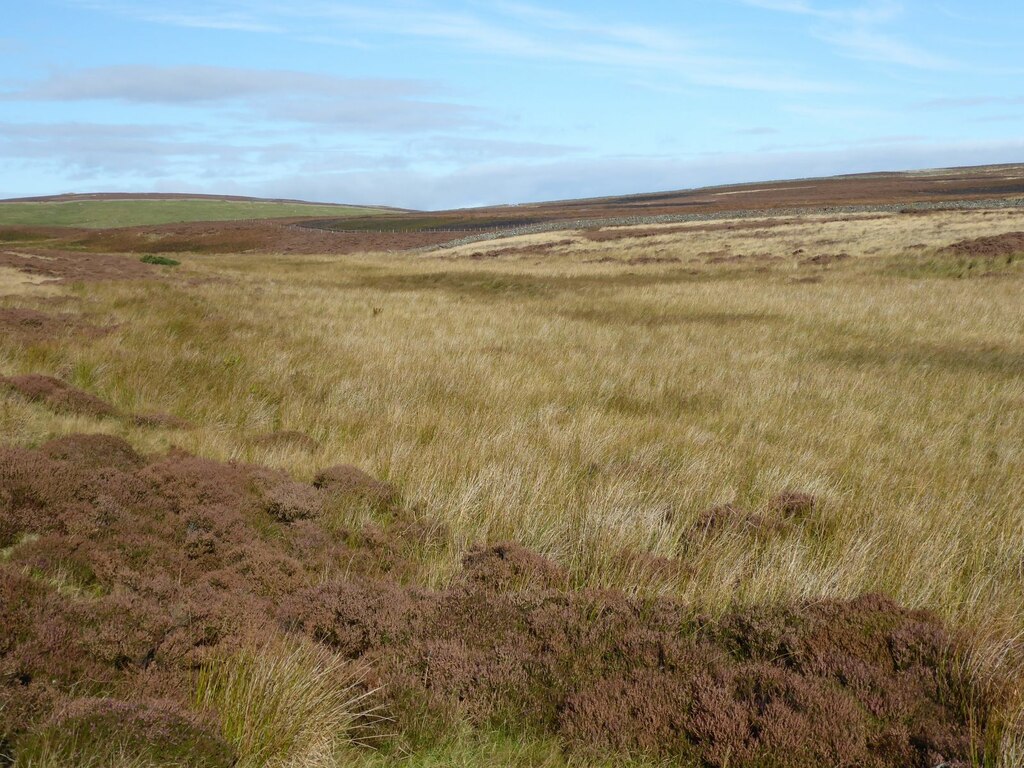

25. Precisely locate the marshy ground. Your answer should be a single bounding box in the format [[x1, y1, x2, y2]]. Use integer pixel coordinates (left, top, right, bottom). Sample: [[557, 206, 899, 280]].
[[1, 193, 1023, 766]]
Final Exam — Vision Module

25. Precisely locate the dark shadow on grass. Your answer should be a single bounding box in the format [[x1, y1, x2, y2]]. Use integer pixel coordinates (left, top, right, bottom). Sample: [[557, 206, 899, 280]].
[[563, 305, 781, 327], [346, 267, 752, 300], [820, 339, 1024, 377]]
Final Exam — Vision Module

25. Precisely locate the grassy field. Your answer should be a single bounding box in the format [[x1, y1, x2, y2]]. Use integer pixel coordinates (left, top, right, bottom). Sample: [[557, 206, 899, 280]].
[[1, 206, 1023, 765], [0, 198, 388, 228]]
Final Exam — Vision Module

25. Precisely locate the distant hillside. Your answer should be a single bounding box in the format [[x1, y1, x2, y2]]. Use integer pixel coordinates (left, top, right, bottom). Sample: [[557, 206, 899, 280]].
[[0, 196, 398, 229]]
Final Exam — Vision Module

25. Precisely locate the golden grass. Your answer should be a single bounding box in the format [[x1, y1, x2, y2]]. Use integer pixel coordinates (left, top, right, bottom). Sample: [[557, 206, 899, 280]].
[[0, 266, 55, 297], [2, 206, 1023, 761], [194, 640, 378, 768]]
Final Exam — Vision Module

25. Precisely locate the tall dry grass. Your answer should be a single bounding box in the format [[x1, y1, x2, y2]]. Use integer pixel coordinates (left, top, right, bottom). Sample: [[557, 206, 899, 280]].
[[1, 206, 1023, 763], [194, 640, 378, 768]]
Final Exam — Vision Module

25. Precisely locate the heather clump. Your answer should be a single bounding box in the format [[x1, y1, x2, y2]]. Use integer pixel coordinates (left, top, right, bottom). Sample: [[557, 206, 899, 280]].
[[261, 481, 324, 523], [461, 542, 568, 590], [0, 307, 105, 344], [286, 566, 985, 767], [15, 697, 234, 768], [314, 464, 400, 509], [0, 374, 118, 418], [0, 437, 1004, 767], [40, 433, 145, 471], [766, 490, 817, 520]]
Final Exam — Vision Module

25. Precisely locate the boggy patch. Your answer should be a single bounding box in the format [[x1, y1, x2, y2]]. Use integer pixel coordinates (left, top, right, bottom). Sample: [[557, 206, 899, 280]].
[[0, 437, 1001, 768], [348, 265, 744, 302]]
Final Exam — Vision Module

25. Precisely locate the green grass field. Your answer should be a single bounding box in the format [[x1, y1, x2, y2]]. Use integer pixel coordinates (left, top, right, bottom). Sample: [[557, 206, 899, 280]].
[[0, 198, 389, 229]]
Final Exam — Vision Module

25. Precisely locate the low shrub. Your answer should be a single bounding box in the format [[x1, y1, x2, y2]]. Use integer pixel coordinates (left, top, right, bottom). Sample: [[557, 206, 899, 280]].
[[140, 255, 180, 267]]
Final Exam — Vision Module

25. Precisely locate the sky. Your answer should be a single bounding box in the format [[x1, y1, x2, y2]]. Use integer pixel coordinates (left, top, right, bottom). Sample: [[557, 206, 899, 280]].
[[1, 1, 1022, 209]]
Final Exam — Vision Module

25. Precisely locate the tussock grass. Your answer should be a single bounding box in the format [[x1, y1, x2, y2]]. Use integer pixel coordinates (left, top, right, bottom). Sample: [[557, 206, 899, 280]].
[[194, 640, 379, 768], [2, 206, 1024, 764]]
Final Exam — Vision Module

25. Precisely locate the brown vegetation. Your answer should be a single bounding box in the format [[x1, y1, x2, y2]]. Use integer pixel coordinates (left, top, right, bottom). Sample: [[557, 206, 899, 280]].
[[0, 374, 118, 418], [0, 307, 105, 343], [314, 464, 400, 510], [0, 438, 1002, 766], [2, 167, 1023, 765], [940, 231, 1024, 259], [0, 248, 162, 282]]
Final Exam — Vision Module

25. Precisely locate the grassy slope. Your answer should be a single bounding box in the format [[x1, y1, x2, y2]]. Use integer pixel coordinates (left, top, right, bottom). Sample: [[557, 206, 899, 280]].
[[1, 207, 1023, 765], [0, 198, 388, 228]]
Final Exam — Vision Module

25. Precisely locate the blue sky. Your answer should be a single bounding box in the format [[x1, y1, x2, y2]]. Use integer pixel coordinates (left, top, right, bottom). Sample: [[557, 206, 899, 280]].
[[1, 1, 1022, 209]]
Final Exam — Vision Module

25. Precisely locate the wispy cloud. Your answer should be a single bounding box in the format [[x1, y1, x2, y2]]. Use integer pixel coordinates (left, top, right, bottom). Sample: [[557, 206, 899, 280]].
[[913, 95, 1024, 109], [815, 27, 953, 69], [740, 0, 954, 70], [2, 66, 482, 132], [66, 0, 836, 93], [740, 0, 902, 25], [72, 1, 279, 33]]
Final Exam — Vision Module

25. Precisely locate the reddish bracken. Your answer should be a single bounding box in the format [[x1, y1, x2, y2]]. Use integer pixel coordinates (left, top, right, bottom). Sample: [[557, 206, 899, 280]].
[[0, 436, 1000, 766]]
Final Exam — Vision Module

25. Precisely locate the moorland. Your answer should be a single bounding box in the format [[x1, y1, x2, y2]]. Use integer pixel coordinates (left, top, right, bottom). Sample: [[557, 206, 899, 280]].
[[1, 165, 1023, 767]]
